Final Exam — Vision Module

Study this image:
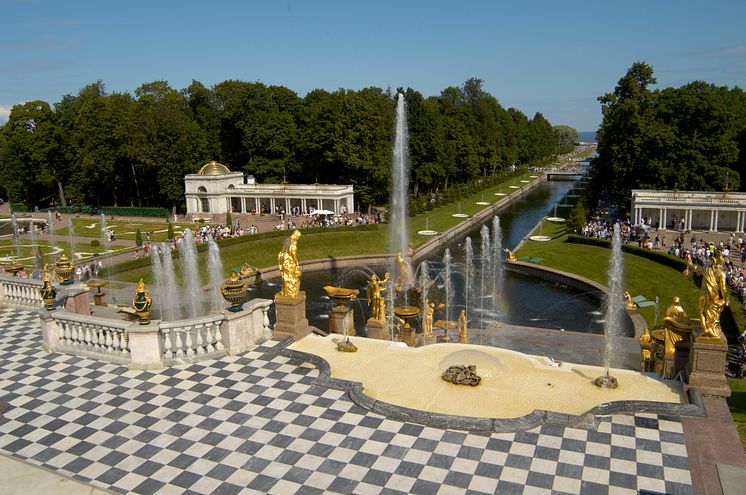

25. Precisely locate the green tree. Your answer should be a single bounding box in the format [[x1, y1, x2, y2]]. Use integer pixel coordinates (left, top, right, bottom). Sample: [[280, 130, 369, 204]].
[[135, 228, 143, 247], [167, 222, 174, 241]]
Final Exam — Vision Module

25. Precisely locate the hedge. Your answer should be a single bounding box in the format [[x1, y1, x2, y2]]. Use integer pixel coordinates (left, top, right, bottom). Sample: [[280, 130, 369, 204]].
[[54, 206, 170, 217]]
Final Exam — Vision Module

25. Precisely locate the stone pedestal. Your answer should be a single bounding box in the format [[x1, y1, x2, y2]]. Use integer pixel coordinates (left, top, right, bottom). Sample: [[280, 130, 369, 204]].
[[329, 306, 355, 336], [222, 299, 272, 355], [366, 318, 388, 340], [687, 337, 731, 397], [63, 286, 91, 315], [94, 292, 107, 306], [274, 292, 311, 341], [421, 334, 437, 346], [400, 326, 416, 347]]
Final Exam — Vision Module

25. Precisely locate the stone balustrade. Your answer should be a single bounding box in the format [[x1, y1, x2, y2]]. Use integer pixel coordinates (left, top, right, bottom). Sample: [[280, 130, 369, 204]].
[[39, 298, 274, 370], [0, 274, 45, 309], [47, 311, 132, 365], [160, 314, 226, 365]]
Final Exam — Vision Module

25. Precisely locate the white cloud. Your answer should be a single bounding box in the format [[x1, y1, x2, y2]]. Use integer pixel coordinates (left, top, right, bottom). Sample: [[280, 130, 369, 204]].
[[0, 104, 11, 124]]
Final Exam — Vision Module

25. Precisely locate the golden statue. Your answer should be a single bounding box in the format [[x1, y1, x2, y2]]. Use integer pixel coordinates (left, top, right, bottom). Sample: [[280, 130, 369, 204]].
[[423, 300, 435, 337], [132, 278, 153, 324], [639, 328, 652, 371], [698, 251, 729, 340], [503, 248, 517, 263], [623, 291, 636, 310], [39, 265, 57, 310], [367, 272, 390, 321], [278, 230, 302, 299], [458, 310, 468, 343], [658, 295, 693, 377], [395, 252, 412, 291]]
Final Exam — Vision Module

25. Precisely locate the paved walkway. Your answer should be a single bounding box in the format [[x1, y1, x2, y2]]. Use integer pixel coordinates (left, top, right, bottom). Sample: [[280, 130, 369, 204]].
[[0, 307, 698, 494]]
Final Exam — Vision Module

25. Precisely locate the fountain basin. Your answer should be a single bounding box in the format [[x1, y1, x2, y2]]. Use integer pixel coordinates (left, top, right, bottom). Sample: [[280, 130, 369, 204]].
[[509, 185, 520, 189], [475, 201, 490, 205], [417, 230, 438, 236], [451, 213, 469, 218], [494, 192, 507, 196], [546, 217, 566, 222], [529, 235, 552, 242], [289, 335, 686, 419]]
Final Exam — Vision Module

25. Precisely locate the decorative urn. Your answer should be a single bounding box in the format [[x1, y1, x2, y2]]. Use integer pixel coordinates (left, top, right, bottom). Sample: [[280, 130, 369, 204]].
[[39, 268, 57, 310], [132, 278, 152, 324], [221, 271, 248, 312], [3, 262, 24, 276], [55, 254, 75, 285]]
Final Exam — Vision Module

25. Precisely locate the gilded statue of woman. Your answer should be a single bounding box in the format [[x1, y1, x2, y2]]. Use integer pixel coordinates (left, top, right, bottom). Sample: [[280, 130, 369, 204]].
[[278, 230, 302, 299], [698, 251, 729, 340]]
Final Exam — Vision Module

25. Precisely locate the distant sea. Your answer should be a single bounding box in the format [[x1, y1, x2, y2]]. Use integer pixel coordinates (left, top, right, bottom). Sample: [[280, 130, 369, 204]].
[[578, 131, 597, 143]]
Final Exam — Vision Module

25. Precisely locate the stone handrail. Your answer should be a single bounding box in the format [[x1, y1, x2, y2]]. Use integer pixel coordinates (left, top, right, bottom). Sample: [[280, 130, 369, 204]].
[[0, 274, 45, 309], [40, 298, 274, 370], [160, 314, 226, 365], [49, 310, 132, 365]]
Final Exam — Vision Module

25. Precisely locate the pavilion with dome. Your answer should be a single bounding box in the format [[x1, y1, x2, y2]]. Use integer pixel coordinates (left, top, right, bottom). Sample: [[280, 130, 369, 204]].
[[184, 161, 355, 218]]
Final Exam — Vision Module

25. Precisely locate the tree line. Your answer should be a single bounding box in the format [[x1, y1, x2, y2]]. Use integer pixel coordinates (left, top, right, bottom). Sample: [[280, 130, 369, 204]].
[[0, 77, 576, 212], [593, 62, 746, 204]]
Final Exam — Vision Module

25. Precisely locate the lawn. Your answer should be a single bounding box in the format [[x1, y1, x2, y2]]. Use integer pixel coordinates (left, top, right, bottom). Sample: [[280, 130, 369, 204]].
[[515, 219, 701, 329], [0, 239, 129, 266]]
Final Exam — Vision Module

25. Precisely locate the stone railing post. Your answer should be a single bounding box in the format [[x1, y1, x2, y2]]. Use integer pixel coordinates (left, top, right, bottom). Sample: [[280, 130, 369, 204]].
[[221, 298, 273, 355], [128, 321, 165, 370], [39, 310, 61, 353]]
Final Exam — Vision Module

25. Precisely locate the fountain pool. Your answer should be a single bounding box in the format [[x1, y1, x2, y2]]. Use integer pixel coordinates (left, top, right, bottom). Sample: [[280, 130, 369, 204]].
[[290, 335, 685, 418]]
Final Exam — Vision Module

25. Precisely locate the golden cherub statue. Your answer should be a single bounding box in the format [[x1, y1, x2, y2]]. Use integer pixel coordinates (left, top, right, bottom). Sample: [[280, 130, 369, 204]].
[[395, 251, 412, 291], [698, 251, 729, 340], [278, 230, 302, 299], [624, 291, 636, 310]]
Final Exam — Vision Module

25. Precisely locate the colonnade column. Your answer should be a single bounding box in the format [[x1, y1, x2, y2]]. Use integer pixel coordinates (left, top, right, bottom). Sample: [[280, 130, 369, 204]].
[[301, 199, 307, 214], [334, 199, 339, 214], [661, 208, 668, 230], [713, 210, 719, 232]]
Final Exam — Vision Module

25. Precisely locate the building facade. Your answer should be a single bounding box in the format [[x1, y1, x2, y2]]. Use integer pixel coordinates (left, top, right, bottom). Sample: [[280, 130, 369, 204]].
[[184, 161, 355, 218], [631, 189, 746, 233]]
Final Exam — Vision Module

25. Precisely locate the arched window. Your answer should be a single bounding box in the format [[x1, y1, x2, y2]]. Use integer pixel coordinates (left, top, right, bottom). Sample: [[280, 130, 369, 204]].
[[197, 186, 207, 193], [201, 197, 210, 213]]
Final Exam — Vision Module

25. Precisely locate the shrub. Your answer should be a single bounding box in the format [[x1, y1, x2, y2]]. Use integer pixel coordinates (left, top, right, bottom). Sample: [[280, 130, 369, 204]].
[[226, 211, 232, 226], [167, 222, 174, 241], [565, 234, 688, 271], [135, 228, 143, 247], [90, 239, 100, 248]]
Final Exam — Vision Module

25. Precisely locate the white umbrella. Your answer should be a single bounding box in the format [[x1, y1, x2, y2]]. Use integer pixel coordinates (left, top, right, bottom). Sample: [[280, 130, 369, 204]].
[[311, 209, 335, 215]]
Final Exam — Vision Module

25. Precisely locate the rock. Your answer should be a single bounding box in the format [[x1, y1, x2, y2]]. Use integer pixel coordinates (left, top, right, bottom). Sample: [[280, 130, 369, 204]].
[[336, 339, 358, 353], [442, 364, 481, 386]]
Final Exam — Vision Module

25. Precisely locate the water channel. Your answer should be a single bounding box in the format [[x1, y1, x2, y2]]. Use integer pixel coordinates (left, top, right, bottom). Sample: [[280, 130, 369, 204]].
[[254, 179, 606, 336]]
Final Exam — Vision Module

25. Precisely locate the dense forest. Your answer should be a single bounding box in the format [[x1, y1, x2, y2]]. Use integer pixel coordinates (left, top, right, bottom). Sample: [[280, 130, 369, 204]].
[[593, 62, 746, 204], [0, 77, 576, 212]]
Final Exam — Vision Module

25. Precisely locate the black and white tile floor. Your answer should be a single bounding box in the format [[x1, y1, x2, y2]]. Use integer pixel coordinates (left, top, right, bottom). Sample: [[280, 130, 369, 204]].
[[0, 308, 693, 494]]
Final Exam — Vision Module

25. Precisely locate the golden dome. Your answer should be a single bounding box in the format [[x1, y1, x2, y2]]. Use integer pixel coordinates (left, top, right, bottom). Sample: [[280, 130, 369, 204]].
[[197, 161, 231, 175]]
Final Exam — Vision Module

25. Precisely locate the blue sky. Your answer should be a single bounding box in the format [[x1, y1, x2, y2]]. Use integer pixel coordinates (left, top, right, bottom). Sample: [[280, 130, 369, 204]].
[[1, 0, 745, 131]]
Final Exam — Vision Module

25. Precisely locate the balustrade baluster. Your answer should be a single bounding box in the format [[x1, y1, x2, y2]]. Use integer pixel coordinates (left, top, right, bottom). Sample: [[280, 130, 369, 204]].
[[214, 323, 223, 351], [185, 329, 195, 357], [196, 325, 205, 355], [175, 332, 184, 358], [204, 325, 214, 353], [162, 330, 172, 359], [105, 330, 113, 352]]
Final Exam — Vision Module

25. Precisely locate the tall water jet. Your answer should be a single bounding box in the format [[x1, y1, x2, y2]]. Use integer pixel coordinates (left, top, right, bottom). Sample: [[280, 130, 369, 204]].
[[207, 236, 224, 312], [180, 229, 202, 319], [491, 216, 504, 316], [67, 218, 76, 261], [161, 244, 179, 321], [480, 225, 491, 341], [11, 212, 20, 261], [418, 260, 431, 321], [391, 92, 410, 262], [595, 222, 623, 388], [464, 237, 475, 323], [150, 246, 165, 319], [47, 211, 55, 253], [442, 249, 453, 329], [100, 213, 112, 285], [28, 221, 41, 271]]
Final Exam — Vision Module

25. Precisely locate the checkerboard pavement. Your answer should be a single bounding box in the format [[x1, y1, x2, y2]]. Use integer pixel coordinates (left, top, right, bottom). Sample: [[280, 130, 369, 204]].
[[0, 307, 693, 494]]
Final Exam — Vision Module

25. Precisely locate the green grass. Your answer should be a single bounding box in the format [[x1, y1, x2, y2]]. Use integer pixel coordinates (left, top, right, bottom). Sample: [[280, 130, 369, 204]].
[[516, 220, 700, 328], [728, 379, 746, 449], [54, 218, 195, 242], [0, 239, 129, 266]]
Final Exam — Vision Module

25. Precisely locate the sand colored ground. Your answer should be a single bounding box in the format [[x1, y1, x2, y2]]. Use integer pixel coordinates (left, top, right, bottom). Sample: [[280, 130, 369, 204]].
[[289, 335, 686, 418]]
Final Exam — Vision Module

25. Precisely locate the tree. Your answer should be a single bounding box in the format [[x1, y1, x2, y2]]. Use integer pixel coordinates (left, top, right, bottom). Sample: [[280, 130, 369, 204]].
[[135, 228, 143, 247], [167, 222, 174, 241], [226, 211, 232, 226]]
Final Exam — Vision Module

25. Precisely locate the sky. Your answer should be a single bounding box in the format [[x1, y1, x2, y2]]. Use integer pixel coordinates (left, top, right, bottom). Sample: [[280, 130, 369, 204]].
[[1, 0, 745, 131]]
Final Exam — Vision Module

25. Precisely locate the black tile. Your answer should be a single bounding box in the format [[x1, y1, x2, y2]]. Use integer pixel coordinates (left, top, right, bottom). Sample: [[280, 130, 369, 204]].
[[350, 451, 377, 468], [609, 471, 637, 489], [394, 460, 424, 478], [247, 474, 278, 492], [443, 471, 471, 488], [171, 470, 201, 488], [526, 471, 554, 489], [284, 466, 313, 484]]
